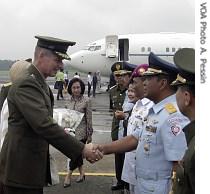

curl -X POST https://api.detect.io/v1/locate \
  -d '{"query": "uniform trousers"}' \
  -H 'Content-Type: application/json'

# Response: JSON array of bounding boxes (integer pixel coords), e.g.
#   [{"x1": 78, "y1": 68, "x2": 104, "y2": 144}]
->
[
  {"x1": 114, "y1": 152, "x2": 128, "y2": 189},
  {"x1": 0, "y1": 182, "x2": 43, "y2": 194}
]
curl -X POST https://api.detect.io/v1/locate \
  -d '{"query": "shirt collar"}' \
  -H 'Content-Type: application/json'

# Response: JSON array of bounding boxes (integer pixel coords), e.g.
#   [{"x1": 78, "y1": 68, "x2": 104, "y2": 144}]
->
[
  {"x1": 152, "y1": 94, "x2": 176, "y2": 114},
  {"x1": 141, "y1": 98, "x2": 152, "y2": 106}
]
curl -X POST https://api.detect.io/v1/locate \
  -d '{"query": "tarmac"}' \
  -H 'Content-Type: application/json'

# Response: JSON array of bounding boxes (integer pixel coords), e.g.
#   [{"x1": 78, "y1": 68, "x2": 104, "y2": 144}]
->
[
  {"x1": 0, "y1": 75, "x2": 127, "y2": 194},
  {"x1": 44, "y1": 84, "x2": 126, "y2": 194}
]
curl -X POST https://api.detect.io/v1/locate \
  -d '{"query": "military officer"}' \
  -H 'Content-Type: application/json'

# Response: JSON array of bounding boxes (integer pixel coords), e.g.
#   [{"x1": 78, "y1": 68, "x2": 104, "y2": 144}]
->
[
  {"x1": 0, "y1": 36, "x2": 102, "y2": 194},
  {"x1": 172, "y1": 48, "x2": 195, "y2": 194},
  {"x1": 121, "y1": 64, "x2": 154, "y2": 194},
  {"x1": 109, "y1": 61, "x2": 133, "y2": 190},
  {"x1": 133, "y1": 53, "x2": 189, "y2": 194},
  {"x1": 98, "y1": 52, "x2": 189, "y2": 194}
]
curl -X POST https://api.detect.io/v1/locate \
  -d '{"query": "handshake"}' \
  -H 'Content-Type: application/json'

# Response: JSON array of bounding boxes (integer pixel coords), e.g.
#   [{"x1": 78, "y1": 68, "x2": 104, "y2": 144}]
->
[{"x1": 82, "y1": 143, "x2": 104, "y2": 163}]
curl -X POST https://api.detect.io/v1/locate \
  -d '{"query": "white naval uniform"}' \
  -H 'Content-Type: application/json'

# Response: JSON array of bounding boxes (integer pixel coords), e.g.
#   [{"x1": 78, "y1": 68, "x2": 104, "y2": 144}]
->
[
  {"x1": 132, "y1": 94, "x2": 189, "y2": 194},
  {"x1": 122, "y1": 98, "x2": 154, "y2": 193}
]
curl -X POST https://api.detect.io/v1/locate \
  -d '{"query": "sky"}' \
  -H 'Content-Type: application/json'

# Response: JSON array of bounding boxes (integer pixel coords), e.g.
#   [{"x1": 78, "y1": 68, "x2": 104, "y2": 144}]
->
[{"x1": 0, "y1": 0, "x2": 194, "y2": 60}]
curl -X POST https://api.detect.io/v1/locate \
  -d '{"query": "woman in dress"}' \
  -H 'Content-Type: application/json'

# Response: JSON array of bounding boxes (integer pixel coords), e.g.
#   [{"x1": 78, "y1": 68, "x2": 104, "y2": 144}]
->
[{"x1": 63, "y1": 78, "x2": 93, "y2": 187}]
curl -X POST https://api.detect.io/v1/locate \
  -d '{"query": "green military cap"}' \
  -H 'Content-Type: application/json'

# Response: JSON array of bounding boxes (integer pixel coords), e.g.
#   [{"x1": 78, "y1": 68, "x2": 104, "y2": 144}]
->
[
  {"x1": 111, "y1": 61, "x2": 134, "y2": 75},
  {"x1": 35, "y1": 35, "x2": 76, "y2": 60},
  {"x1": 171, "y1": 48, "x2": 195, "y2": 86}
]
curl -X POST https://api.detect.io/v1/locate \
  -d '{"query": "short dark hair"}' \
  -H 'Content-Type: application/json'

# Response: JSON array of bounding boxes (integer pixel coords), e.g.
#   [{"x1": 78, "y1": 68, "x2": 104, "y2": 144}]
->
[
  {"x1": 179, "y1": 85, "x2": 195, "y2": 97},
  {"x1": 156, "y1": 74, "x2": 175, "y2": 84},
  {"x1": 67, "y1": 78, "x2": 85, "y2": 95}
]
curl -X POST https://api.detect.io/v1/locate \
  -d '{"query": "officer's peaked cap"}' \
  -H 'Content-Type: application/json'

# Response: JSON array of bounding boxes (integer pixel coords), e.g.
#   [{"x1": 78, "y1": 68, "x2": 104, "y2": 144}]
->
[
  {"x1": 171, "y1": 48, "x2": 195, "y2": 86},
  {"x1": 35, "y1": 35, "x2": 76, "y2": 60},
  {"x1": 111, "y1": 61, "x2": 135, "y2": 75},
  {"x1": 144, "y1": 52, "x2": 179, "y2": 81}
]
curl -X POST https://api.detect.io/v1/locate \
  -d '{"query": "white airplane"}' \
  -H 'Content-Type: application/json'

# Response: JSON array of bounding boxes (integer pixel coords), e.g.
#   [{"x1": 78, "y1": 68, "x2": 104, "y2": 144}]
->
[{"x1": 65, "y1": 33, "x2": 194, "y2": 77}]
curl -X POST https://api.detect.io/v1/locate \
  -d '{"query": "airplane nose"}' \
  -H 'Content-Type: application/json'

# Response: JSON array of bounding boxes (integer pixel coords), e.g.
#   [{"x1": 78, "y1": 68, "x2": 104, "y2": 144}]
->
[{"x1": 69, "y1": 51, "x2": 84, "y2": 69}]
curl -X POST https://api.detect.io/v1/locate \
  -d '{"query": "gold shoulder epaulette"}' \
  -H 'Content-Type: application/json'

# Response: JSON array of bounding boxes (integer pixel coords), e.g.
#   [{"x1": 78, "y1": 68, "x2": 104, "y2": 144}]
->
[
  {"x1": 3, "y1": 82, "x2": 12, "y2": 87},
  {"x1": 165, "y1": 103, "x2": 177, "y2": 114}
]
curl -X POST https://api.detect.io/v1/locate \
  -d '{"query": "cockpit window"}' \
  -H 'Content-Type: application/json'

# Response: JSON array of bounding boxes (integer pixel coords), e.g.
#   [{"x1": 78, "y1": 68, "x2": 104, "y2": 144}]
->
[
  {"x1": 88, "y1": 46, "x2": 95, "y2": 51},
  {"x1": 86, "y1": 45, "x2": 101, "y2": 51},
  {"x1": 95, "y1": 46, "x2": 101, "y2": 50}
]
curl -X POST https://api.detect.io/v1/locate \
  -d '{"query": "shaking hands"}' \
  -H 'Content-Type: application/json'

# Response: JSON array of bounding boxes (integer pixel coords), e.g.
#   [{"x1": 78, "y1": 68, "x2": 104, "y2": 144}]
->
[{"x1": 82, "y1": 143, "x2": 104, "y2": 163}]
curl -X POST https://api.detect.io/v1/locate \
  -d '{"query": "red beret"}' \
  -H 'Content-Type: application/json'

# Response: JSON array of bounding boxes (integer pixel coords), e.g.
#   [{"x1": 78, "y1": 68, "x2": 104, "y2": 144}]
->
[{"x1": 131, "y1": 64, "x2": 149, "y2": 78}]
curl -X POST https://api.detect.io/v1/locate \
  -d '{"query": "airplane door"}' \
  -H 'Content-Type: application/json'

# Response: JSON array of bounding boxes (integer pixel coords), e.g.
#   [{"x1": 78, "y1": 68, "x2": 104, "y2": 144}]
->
[
  {"x1": 105, "y1": 35, "x2": 118, "y2": 58},
  {"x1": 119, "y1": 39, "x2": 129, "y2": 61}
]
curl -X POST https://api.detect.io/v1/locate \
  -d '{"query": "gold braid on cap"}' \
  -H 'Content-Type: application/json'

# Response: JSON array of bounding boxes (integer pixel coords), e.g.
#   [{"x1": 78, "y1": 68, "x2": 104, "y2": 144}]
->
[
  {"x1": 175, "y1": 74, "x2": 187, "y2": 83},
  {"x1": 143, "y1": 67, "x2": 163, "y2": 75}
]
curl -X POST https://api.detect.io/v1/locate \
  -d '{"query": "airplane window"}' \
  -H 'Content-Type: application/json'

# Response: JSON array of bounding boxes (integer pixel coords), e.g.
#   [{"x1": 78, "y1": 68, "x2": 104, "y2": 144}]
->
[
  {"x1": 166, "y1": 47, "x2": 170, "y2": 52},
  {"x1": 95, "y1": 46, "x2": 101, "y2": 51},
  {"x1": 172, "y1": 48, "x2": 176, "y2": 52},
  {"x1": 141, "y1": 47, "x2": 145, "y2": 52},
  {"x1": 148, "y1": 47, "x2": 151, "y2": 52},
  {"x1": 88, "y1": 46, "x2": 95, "y2": 51}
]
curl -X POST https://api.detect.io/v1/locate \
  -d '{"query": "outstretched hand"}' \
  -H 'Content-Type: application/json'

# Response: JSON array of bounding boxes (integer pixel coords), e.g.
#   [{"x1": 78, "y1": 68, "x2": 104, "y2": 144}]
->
[{"x1": 82, "y1": 143, "x2": 103, "y2": 163}]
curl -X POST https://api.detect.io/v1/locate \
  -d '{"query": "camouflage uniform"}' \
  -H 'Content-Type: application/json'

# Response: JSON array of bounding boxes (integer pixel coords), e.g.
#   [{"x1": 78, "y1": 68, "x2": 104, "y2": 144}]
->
[{"x1": 110, "y1": 85, "x2": 126, "y2": 141}]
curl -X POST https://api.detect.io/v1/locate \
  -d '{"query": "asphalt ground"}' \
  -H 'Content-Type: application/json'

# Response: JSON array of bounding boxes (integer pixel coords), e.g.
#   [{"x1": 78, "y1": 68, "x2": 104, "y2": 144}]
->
[
  {"x1": 45, "y1": 87, "x2": 127, "y2": 194},
  {"x1": 0, "y1": 75, "x2": 126, "y2": 193}
]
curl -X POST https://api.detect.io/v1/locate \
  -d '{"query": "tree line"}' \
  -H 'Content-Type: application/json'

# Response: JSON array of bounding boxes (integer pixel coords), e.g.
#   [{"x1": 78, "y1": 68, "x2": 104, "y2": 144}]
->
[{"x1": 0, "y1": 60, "x2": 16, "y2": 70}]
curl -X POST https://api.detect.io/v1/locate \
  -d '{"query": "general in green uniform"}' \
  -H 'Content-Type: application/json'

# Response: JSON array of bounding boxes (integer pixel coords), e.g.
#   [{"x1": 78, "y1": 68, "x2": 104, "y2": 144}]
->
[
  {"x1": 0, "y1": 36, "x2": 101, "y2": 194},
  {"x1": 171, "y1": 48, "x2": 195, "y2": 194}
]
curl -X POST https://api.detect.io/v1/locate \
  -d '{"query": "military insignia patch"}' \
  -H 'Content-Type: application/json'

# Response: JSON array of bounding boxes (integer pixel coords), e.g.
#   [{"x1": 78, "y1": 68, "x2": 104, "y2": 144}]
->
[
  {"x1": 138, "y1": 67, "x2": 146, "y2": 75},
  {"x1": 116, "y1": 64, "x2": 121, "y2": 71},
  {"x1": 171, "y1": 125, "x2": 181, "y2": 136},
  {"x1": 146, "y1": 125, "x2": 157, "y2": 133}
]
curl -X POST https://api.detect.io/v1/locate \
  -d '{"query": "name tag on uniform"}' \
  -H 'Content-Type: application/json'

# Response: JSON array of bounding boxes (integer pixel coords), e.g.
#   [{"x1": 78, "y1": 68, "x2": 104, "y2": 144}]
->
[{"x1": 146, "y1": 125, "x2": 157, "y2": 133}]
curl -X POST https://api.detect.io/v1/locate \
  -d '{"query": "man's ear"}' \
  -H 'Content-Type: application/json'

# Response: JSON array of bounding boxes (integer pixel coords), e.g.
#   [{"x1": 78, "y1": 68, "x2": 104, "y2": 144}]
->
[
  {"x1": 39, "y1": 50, "x2": 45, "y2": 58},
  {"x1": 159, "y1": 78, "x2": 168, "y2": 90},
  {"x1": 184, "y1": 90, "x2": 191, "y2": 106}
]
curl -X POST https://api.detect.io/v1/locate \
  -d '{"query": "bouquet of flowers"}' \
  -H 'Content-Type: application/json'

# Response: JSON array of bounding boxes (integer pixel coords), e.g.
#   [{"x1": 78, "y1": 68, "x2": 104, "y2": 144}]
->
[{"x1": 53, "y1": 108, "x2": 84, "y2": 136}]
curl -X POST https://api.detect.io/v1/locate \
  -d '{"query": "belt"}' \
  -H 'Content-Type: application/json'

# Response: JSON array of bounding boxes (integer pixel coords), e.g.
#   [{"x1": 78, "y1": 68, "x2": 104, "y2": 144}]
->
[{"x1": 136, "y1": 168, "x2": 171, "y2": 181}]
